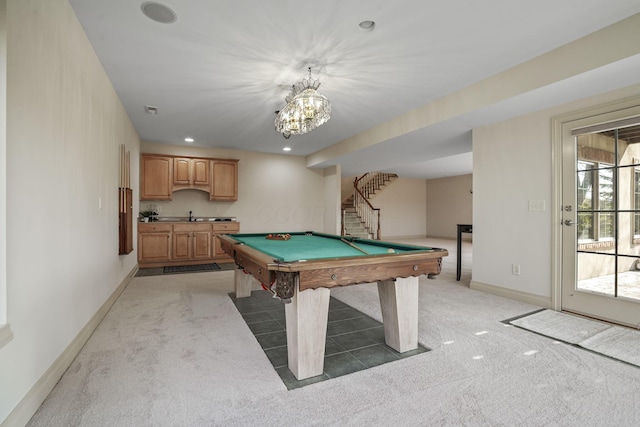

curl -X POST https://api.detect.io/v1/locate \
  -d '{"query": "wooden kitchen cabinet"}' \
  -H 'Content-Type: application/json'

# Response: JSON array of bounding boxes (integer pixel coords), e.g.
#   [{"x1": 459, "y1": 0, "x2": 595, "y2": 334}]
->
[
  {"x1": 172, "y1": 223, "x2": 212, "y2": 261},
  {"x1": 213, "y1": 222, "x2": 240, "y2": 257},
  {"x1": 172, "y1": 230, "x2": 192, "y2": 260},
  {"x1": 138, "y1": 221, "x2": 239, "y2": 268},
  {"x1": 193, "y1": 230, "x2": 212, "y2": 259},
  {"x1": 172, "y1": 158, "x2": 191, "y2": 186},
  {"x1": 141, "y1": 153, "x2": 237, "y2": 201},
  {"x1": 172, "y1": 157, "x2": 210, "y2": 192},
  {"x1": 210, "y1": 160, "x2": 238, "y2": 201},
  {"x1": 138, "y1": 223, "x2": 172, "y2": 263},
  {"x1": 140, "y1": 155, "x2": 172, "y2": 200}
]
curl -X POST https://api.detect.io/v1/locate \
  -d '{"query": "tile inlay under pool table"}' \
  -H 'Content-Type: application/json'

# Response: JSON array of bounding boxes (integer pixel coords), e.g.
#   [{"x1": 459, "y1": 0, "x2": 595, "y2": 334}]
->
[{"x1": 229, "y1": 290, "x2": 429, "y2": 390}]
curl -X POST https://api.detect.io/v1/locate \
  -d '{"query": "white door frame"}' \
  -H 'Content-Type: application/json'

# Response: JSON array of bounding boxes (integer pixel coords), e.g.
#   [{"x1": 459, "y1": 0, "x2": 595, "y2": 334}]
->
[{"x1": 551, "y1": 94, "x2": 640, "y2": 313}]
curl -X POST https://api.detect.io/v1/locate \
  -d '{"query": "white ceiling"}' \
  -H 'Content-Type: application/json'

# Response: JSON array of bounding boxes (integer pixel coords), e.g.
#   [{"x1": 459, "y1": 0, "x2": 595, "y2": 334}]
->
[{"x1": 69, "y1": 0, "x2": 640, "y2": 179}]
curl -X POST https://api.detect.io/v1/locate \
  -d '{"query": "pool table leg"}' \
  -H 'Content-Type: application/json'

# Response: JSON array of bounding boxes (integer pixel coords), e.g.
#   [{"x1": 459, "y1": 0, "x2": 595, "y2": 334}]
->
[
  {"x1": 234, "y1": 268, "x2": 260, "y2": 298},
  {"x1": 377, "y1": 276, "x2": 419, "y2": 353},
  {"x1": 285, "y1": 278, "x2": 330, "y2": 380}
]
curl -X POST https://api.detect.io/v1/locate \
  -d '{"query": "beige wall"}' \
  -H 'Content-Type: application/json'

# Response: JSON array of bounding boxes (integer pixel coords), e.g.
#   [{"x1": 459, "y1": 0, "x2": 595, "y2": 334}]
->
[
  {"x1": 426, "y1": 175, "x2": 473, "y2": 239},
  {"x1": 0, "y1": 0, "x2": 7, "y2": 334},
  {"x1": 1, "y1": 0, "x2": 140, "y2": 423},
  {"x1": 371, "y1": 177, "x2": 427, "y2": 239},
  {"x1": 141, "y1": 142, "x2": 332, "y2": 233},
  {"x1": 341, "y1": 176, "x2": 355, "y2": 203},
  {"x1": 323, "y1": 165, "x2": 342, "y2": 235},
  {"x1": 341, "y1": 175, "x2": 471, "y2": 240},
  {"x1": 473, "y1": 83, "x2": 640, "y2": 301}
]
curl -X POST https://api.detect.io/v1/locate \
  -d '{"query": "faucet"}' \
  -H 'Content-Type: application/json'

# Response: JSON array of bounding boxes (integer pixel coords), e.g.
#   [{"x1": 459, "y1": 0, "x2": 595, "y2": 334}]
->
[{"x1": 189, "y1": 210, "x2": 193, "y2": 222}]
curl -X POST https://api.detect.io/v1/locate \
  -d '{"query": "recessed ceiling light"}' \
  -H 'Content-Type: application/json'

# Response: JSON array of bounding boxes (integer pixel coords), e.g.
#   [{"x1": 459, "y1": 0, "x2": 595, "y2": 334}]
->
[
  {"x1": 283, "y1": 146, "x2": 291, "y2": 152},
  {"x1": 184, "y1": 137, "x2": 194, "y2": 143},
  {"x1": 141, "y1": 2, "x2": 177, "y2": 24},
  {"x1": 144, "y1": 105, "x2": 158, "y2": 114},
  {"x1": 358, "y1": 20, "x2": 375, "y2": 31}
]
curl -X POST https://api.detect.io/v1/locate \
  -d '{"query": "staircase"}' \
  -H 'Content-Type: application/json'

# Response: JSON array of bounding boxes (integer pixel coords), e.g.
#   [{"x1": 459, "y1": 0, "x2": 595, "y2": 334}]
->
[
  {"x1": 342, "y1": 172, "x2": 398, "y2": 240},
  {"x1": 342, "y1": 207, "x2": 371, "y2": 239}
]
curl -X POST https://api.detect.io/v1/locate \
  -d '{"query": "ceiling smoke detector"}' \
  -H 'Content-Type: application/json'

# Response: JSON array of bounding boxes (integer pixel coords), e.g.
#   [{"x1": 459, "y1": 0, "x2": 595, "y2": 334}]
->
[
  {"x1": 141, "y1": 2, "x2": 177, "y2": 24},
  {"x1": 144, "y1": 105, "x2": 159, "y2": 114}
]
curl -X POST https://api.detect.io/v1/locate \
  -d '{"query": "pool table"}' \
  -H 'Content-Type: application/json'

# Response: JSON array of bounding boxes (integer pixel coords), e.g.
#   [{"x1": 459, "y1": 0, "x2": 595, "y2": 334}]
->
[{"x1": 219, "y1": 231, "x2": 448, "y2": 380}]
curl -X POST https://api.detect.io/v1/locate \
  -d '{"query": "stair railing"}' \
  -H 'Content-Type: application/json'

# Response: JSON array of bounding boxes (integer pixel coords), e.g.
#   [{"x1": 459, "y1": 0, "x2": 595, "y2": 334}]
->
[{"x1": 353, "y1": 174, "x2": 382, "y2": 240}]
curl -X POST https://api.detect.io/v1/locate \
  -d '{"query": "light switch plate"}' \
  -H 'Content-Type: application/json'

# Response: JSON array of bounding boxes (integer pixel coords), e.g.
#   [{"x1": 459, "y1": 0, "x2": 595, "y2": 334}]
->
[{"x1": 528, "y1": 200, "x2": 545, "y2": 212}]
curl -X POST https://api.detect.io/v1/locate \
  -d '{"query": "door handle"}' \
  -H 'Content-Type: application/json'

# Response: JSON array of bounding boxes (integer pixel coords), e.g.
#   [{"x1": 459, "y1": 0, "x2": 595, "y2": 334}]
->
[{"x1": 564, "y1": 220, "x2": 575, "y2": 226}]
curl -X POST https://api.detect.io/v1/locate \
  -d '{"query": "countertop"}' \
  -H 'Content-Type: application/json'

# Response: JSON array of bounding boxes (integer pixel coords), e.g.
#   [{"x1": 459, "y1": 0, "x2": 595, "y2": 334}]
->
[{"x1": 141, "y1": 217, "x2": 237, "y2": 223}]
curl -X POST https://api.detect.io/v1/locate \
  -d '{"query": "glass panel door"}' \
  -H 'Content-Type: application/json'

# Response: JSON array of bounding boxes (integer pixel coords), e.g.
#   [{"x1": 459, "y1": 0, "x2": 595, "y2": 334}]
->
[{"x1": 562, "y1": 120, "x2": 640, "y2": 327}]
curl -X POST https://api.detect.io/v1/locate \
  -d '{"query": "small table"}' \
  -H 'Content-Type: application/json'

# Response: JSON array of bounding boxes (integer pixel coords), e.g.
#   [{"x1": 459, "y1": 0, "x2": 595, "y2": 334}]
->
[
  {"x1": 219, "y1": 231, "x2": 448, "y2": 380},
  {"x1": 456, "y1": 224, "x2": 472, "y2": 281}
]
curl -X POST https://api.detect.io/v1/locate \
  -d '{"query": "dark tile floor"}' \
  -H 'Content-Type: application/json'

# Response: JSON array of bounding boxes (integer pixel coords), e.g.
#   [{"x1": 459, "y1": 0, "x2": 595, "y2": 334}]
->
[{"x1": 229, "y1": 290, "x2": 429, "y2": 389}]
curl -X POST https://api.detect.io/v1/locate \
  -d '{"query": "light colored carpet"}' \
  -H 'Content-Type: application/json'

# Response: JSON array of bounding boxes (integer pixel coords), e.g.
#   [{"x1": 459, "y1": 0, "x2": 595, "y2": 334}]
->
[
  {"x1": 510, "y1": 309, "x2": 640, "y2": 368},
  {"x1": 26, "y1": 238, "x2": 640, "y2": 426}
]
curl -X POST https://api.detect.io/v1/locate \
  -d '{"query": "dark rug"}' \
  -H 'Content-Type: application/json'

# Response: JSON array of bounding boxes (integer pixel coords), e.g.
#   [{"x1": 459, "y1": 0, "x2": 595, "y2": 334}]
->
[
  {"x1": 136, "y1": 263, "x2": 237, "y2": 277},
  {"x1": 163, "y1": 263, "x2": 221, "y2": 274},
  {"x1": 230, "y1": 290, "x2": 429, "y2": 390}
]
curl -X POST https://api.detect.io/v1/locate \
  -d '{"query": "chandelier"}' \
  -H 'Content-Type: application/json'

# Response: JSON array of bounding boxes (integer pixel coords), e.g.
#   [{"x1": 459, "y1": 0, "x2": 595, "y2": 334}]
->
[{"x1": 275, "y1": 68, "x2": 331, "y2": 138}]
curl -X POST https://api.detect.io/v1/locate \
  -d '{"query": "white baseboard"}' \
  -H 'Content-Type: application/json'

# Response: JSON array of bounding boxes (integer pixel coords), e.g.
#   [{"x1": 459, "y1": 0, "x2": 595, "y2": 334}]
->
[
  {"x1": 1, "y1": 266, "x2": 138, "y2": 427},
  {"x1": 425, "y1": 234, "x2": 472, "y2": 241},
  {"x1": 470, "y1": 280, "x2": 551, "y2": 308},
  {"x1": 382, "y1": 234, "x2": 428, "y2": 240}
]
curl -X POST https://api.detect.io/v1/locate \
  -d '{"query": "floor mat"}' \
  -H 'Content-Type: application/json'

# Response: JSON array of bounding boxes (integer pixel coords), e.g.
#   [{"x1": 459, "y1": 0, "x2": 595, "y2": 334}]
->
[
  {"x1": 230, "y1": 290, "x2": 429, "y2": 390},
  {"x1": 163, "y1": 263, "x2": 221, "y2": 273},
  {"x1": 136, "y1": 263, "x2": 237, "y2": 276},
  {"x1": 508, "y1": 309, "x2": 640, "y2": 368}
]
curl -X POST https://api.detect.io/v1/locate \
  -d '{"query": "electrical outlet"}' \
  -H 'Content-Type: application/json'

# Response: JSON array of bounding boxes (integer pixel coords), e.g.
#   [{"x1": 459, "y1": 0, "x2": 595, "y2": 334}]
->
[{"x1": 512, "y1": 264, "x2": 521, "y2": 276}]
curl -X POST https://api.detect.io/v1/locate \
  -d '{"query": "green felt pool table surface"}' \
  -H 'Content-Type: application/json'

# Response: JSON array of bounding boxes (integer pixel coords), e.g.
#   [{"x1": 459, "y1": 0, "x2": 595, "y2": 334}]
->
[{"x1": 230, "y1": 232, "x2": 438, "y2": 262}]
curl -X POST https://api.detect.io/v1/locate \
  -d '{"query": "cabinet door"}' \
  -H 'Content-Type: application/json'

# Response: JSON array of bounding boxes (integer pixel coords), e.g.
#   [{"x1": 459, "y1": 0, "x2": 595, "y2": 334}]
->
[
  {"x1": 193, "y1": 231, "x2": 212, "y2": 259},
  {"x1": 141, "y1": 156, "x2": 172, "y2": 200},
  {"x1": 138, "y1": 232, "x2": 171, "y2": 262},
  {"x1": 173, "y1": 158, "x2": 191, "y2": 185},
  {"x1": 213, "y1": 234, "x2": 225, "y2": 256},
  {"x1": 212, "y1": 222, "x2": 240, "y2": 257},
  {"x1": 172, "y1": 232, "x2": 192, "y2": 260},
  {"x1": 211, "y1": 160, "x2": 238, "y2": 201},
  {"x1": 192, "y1": 159, "x2": 210, "y2": 186}
]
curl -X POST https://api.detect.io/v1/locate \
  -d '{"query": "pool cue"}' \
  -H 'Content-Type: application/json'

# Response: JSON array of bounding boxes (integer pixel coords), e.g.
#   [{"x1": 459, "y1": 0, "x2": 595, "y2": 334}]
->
[{"x1": 341, "y1": 238, "x2": 369, "y2": 255}]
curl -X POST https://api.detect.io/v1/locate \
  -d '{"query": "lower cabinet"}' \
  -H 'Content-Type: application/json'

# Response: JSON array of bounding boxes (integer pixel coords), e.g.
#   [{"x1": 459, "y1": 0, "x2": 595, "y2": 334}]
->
[
  {"x1": 138, "y1": 224, "x2": 172, "y2": 263},
  {"x1": 172, "y1": 224, "x2": 212, "y2": 260},
  {"x1": 213, "y1": 222, "x2": 240, "y2": 256},
  {"x1": 138, "y1": 221, "x2": 239, "y2": 268}
]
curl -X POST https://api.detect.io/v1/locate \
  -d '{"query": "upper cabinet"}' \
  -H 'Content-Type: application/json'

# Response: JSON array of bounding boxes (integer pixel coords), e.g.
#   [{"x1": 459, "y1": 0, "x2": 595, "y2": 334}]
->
[
  {"x1": 141, "y1": 154, "x2": 238, "y2": 201},
  {"x1": 211, "y1": 160, "x2": 238, "y2": 201},
  {"x1": 172, "y1": 157, "x2": 210, "y2": 192},
  {"x1": 140, "y1": 155, "x2": 172, "y2": 200}
]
